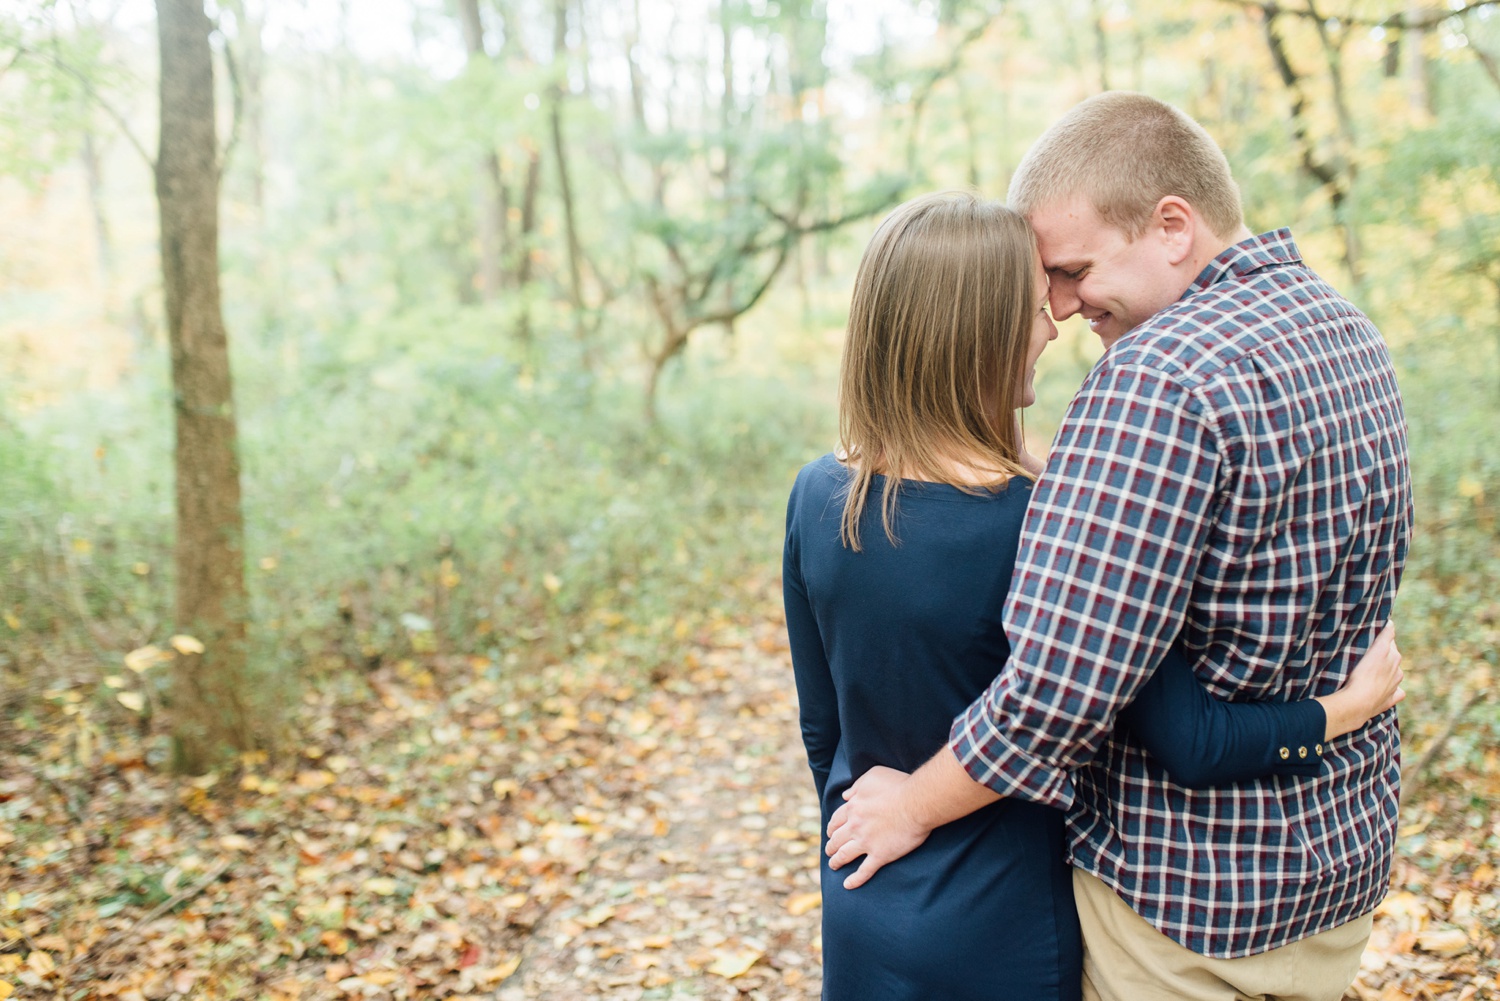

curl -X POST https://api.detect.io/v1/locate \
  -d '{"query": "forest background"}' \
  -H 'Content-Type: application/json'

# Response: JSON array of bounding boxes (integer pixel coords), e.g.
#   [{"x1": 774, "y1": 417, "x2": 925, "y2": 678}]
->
[{"x1": 2, "y1": 0, "x2": 1499, "y2": 998}]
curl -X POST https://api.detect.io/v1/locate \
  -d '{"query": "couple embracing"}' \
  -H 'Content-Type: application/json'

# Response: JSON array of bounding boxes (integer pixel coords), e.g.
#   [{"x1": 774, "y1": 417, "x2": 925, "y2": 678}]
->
[{"x1": 782, "y1": 92, "x2": 1412, "y2": 1001}]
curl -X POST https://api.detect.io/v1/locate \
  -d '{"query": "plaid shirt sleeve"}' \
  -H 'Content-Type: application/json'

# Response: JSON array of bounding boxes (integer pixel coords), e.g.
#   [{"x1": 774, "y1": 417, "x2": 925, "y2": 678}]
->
[{"x1": 949, "y1": 361, "x2": 1224, "y2": 806}]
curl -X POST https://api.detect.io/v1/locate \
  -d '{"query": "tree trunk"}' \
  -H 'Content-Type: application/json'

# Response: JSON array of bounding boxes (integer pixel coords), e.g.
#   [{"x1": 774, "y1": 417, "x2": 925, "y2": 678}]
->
[
  {"x1": 718, "y1": 0, "x2": 736, "y2": 337},
  {"x1": 1089, "y1": 0, "x2": 1110, "y2": 92},
  {"x1": 156, "y1": 0, "x2": 255, "y2": 774},
  {"x1": 456, "y1": 0, "x2": 506, "y2": 301},
  {"x1": 1405, "y1": 2, "x2": 1434, "y2": 116},
  {"x1": 237, "y1": 4, "x2": 266, "y2": 216},
  {"x1": 513, "y1": 147, "x2": 542, "y2": 342},
  {"x1": 550, "y1": 0, "x2": 588, "y2": 359},
  {"x1": 81, "y1": 128, "x2": 114, "y2": 282}
]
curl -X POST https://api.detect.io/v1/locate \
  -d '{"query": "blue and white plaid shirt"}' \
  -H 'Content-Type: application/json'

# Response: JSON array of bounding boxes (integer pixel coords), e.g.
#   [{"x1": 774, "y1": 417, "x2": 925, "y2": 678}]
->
[{"x1": 950, "y1": 229, "x2": 1413, "y2": 958}]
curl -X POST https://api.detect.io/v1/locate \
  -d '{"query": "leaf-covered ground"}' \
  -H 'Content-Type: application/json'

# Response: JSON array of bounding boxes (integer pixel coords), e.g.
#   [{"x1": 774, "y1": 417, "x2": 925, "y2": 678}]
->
[{"x1": 2, "y1": 579, "x2": 1496, "y2": 999}]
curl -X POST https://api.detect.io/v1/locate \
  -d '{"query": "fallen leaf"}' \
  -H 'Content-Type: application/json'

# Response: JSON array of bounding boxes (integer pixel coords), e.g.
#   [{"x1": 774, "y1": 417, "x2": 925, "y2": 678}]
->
[
  {"x1": 123, "y1": 645, "x2": 166, "y2": 673},
  {"x1": 25, "y1": 951, "x2": 54, "y2": 976},
  {"x1": 320, "y1": 931, "x2": 350, "y2": 956},
  {"x1": 363, "y1": 877, "x2": 399, "y2": 896},
  {"x1": 579, "y1": 904, "x2": 614, "y2": 928},
  {"x1": 786, "y1": 891, "x2": 821, "y2": 916},
  {"x1": 169, "y1": 634, "x2": 205, "y2": 655},
  {"x1": 0, "y1": 981, "x2": 13, "y2": 1000},
  {"x1": 116, "y1": 691, "x2": 145, "y2": 713},
  {"x1": 1416, "y1": 925, "x2": 1469, "y2": 957},
  {"x1": 706, "y1": 948, "x2": 761, "y2": 979},
  {"x1": 479, "y1": 956, "x2": 521, "y2": 983}
]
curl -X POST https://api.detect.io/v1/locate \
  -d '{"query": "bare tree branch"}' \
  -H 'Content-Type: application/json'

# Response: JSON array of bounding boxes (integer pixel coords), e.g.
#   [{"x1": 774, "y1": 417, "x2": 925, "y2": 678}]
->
[
  {"x1": 904, "y1": 16, "x2": 993, "y2": 176},
  {"x1": 216, "y1": 21, "x2": 243, "y2": 180},
  {"x1": 1218, "y1": 0, "x2": 1500, "y2": 30},
  {"x1": 14, "y1": 45, "x2": 154, "y2": 169},
  {"x1": 1466, "y1": 30, "x2": 1500, "y2": 91}
]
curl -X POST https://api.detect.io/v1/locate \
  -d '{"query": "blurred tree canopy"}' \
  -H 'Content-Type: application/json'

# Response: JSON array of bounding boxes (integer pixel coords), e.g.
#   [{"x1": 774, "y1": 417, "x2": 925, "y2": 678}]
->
[{"x1": 0, "y1": 0, "x2": 1498, "y2": 769}]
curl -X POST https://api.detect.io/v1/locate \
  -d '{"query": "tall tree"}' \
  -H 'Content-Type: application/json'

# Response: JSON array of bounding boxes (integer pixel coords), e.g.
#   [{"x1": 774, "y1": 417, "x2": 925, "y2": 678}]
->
[
  {"x1": 156, "y1": 0, "x2": 256, "y2": 773},
  {"x1": 456, "y1": 0, "x2": 506, "y2": 301}
]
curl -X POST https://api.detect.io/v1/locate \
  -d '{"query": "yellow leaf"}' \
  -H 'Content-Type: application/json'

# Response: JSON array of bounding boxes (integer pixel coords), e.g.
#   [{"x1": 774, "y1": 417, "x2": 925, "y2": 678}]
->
[
  {"x1": 103, "y1": 675, "x2": 125, "y2": 689},
  {"x1": 480, "y1": 956, "x2": 521, "y2": 983},
  {"x1": 320, "y1": 930, "x2": 350, "y2": 955},
  {"x1": 362, "y1": 970, "x2": 400, "y2": 986},
  {"x1": 1457, "y1": 475, "x2": 1484, "y2": 501},
  {"x1": 124, "y1": 645, "x2": 166, "y2": 673},
  {"x1": 1417, "y1": 925, "x2": 1469, "y2": 957},
  {"x1": 170, "y1": 634, "x2": 205, "y2": 655},
  {"x1": 71, "y1": 538, "x2": 92, "y2": 556},
  {"x1": 296, "y1": 770, "x2": 334, "y2": 789},
  {"x1": 642, "y1": 934, "x2": 671, "y2": 949},
  {"x1": 116, "y1": 691, "x2": 146, "y2": 713},
  {"x1": 259, "y1": 556, "x2": 278, "y2": 571},
  {"x1": 131, "y1": 561, "x2": 151, "y2": 576},
  {"x1": 0, "y1": 979, "x2": 14, "y2": 999},
  {"x1": 542, "y1": 573, "x2": 562, "y2": 594},
  {"x1": 786, "y1": 891, "x2": 822, "y2": 916},
  {"x1": 1471, "y1": 863, "x2": 1495, "y2": 885},
  {"x1": 363, "y1": 877, "x2": 399, "y2": 896},
  {"x1": 2, "y1": 612, "x2": 18, "y2": 631},
  {"x1": 25, "y1": 951, "x2": 54, "y2": 976},
  {"x1": 706, "y1": 948, "x2": 761, "y2": 979},
  {"x1": 579, "y1": 904, "x2": 614, "y2": 928}
]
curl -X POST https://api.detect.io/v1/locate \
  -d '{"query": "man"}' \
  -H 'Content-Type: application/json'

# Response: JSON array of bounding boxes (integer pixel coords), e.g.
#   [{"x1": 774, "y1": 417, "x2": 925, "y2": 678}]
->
[{"x1": 821, "y1": 92, "x2": 1412, "y2": 1001}]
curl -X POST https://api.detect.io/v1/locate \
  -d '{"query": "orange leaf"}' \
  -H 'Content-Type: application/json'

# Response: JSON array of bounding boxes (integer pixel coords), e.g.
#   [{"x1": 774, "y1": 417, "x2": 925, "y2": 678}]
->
[{"x1": 786, "y1": 891, "x2": 822, "y2": 917}]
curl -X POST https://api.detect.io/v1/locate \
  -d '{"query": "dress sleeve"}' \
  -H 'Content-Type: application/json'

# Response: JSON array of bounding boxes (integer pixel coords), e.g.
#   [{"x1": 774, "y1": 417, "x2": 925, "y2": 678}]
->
[
  {"x1": 1117, "y1": 646, "x2": 1326, "y2": 789},
  {"x1": 783, "y1": 486, "x2": 841, "y2": 805}
]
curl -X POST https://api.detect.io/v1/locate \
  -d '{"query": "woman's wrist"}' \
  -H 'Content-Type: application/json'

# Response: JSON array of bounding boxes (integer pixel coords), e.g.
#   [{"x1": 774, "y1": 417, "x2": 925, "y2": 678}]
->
[{"x1": 1313, "y1": 692, "x2": 1358, "y2": 742}]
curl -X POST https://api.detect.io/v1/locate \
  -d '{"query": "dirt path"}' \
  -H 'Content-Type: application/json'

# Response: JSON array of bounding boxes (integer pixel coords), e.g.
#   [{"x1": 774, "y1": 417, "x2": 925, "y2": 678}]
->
[{"x1": 505, "y1": 616, "x2": 825, "y2": 1000}]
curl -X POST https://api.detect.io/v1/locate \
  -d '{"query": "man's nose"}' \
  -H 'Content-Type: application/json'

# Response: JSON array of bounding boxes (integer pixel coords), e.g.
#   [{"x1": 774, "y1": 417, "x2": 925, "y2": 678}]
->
[{"x1": 1049, "y1": 281, "x2": 1081, "y2": 321}]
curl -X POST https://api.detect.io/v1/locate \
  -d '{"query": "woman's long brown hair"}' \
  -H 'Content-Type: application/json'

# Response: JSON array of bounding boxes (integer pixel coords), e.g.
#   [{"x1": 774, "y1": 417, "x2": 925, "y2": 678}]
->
[{"x1": 838, "y1": 191, "x2": 1037, "y2": 551}]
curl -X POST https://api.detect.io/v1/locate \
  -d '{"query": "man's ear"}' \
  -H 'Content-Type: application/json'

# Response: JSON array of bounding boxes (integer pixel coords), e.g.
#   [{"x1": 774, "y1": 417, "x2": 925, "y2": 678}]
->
[{"x1": 1155, "y1": 195, "x2": 1195, "y2": 266}]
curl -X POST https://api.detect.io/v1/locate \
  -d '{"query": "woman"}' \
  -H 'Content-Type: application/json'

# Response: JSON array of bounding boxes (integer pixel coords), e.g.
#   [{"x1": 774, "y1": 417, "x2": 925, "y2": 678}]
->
[{"x1": 781, "y1": 192, "x2": 1402, "y2": 1001}]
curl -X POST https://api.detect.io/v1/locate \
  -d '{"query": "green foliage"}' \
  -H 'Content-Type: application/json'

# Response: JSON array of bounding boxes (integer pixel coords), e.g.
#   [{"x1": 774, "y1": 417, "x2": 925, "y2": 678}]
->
[{"x1": 1, "y1": 303, "x2": 830, "y2": 699}]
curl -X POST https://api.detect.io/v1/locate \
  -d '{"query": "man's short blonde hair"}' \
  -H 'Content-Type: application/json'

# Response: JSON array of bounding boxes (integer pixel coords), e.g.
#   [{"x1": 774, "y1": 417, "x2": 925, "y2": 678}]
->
[{"x1": 1008, "y1": 92, "x2": 1243, "y2": 240}]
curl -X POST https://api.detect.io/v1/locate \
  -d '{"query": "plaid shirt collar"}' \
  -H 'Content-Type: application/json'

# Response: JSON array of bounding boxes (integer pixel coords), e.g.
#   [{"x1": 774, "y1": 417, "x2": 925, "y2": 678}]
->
[{"x1": 1187, "y1": 227, "x2": 1301, "y2": 297}]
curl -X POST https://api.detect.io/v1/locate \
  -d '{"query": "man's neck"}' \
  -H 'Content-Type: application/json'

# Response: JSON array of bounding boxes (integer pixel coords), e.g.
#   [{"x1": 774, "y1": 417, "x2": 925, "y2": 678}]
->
[{"x1": 1191, "y1": 224, "x2": 1254, "y2": 277}]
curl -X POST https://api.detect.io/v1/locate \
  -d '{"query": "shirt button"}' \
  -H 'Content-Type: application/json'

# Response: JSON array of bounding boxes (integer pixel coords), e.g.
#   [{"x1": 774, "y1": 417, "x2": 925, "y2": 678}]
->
[
  {"x1": 1298, "y1": 746, "x2": 1308, "y2": 759},
  {"x1": 1279, "y1": 747, "x2": 1290, "y2": 760}
]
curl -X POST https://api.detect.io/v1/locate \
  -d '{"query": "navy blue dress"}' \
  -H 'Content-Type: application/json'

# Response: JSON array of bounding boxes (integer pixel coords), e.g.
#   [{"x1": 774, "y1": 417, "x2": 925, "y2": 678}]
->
[{"x1": 782, "y1": 454, "x2": 1326, "y2": 1001}]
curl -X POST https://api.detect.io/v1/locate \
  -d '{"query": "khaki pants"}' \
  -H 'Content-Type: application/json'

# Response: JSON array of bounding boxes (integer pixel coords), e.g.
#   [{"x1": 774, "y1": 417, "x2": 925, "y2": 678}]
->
[{"x1": 1074, "y1": 869, "x2": 1373, "y2": 1001}]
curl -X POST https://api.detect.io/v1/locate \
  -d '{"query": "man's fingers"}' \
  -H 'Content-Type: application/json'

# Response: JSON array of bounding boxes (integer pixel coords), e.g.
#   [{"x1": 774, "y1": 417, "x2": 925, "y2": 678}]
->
[
  {"x1": 827, "y1": 804, "x2": 849, "y2": 839},
  {"x1": 828, "y1": 839, "x2": 864, "y2": 870},
  {"x1": 842, "y1": 856, "x2": 882, "y2": 890}
]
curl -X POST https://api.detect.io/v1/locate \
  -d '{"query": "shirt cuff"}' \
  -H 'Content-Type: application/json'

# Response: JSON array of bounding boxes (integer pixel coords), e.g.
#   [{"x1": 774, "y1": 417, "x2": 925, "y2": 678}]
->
[
  {"x1": 949, "y1": 697, "x2": 1077, "y2": 809},
  {"x1": 1271, "y1": 699, "x2": 1328, "y2": 777}
]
